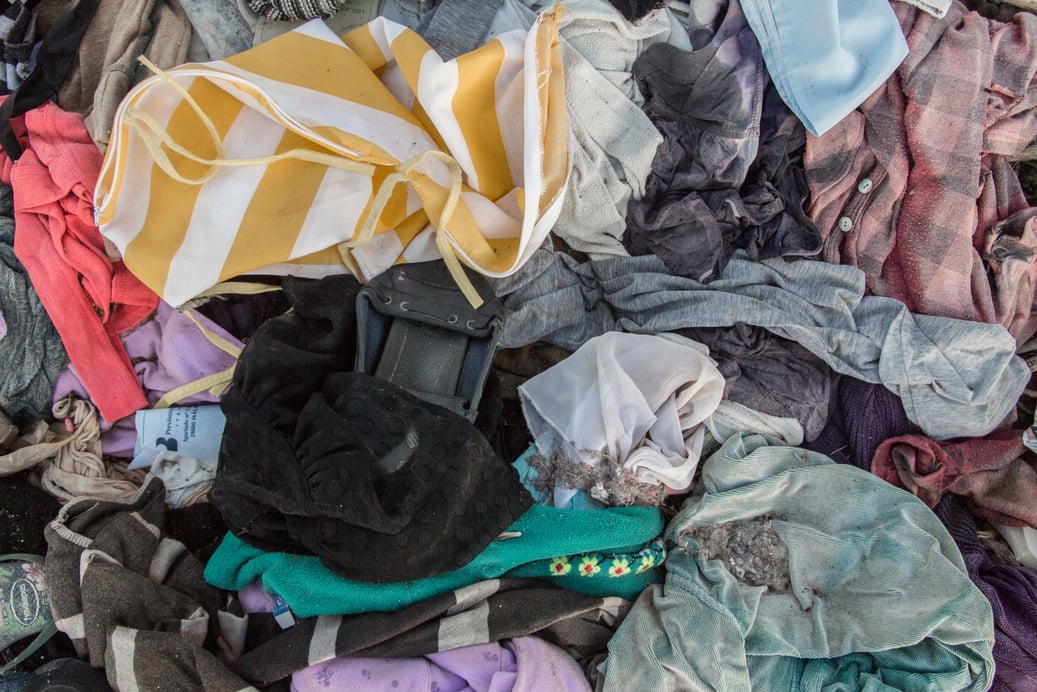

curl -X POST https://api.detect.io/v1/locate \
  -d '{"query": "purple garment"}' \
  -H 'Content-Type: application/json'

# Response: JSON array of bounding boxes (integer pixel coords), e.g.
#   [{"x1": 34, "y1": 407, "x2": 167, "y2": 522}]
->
[
  {"x1": 238, "y1": 581, "x2": 275, "y2": 613},
  {"x1": 937, "y1": 496, "x2": 1037, "y2": 691},
  {"x1": 808, "y1": 377, "x2": 913, "y2": 470},
  {"x1": 292, "y1": 637, "x2": 592, "y2": 692},
  {"x1": 623, "y1": 0, "x2": 822, "y2": 282},
  {"x1": 53, "y1": 300, "x2": 242, "y2": 456}
]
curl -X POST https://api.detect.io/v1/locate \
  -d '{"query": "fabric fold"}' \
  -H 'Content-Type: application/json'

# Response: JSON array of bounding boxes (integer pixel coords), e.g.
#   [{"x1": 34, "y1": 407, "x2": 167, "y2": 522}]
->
[
  {"x1": 45, "y1": 477, "x2": 250, "y2": 691},
  {"x1": 740, "y1": 0, "x2": 909, "y2": 137},
  {"x1": 498, "y1": 250, "x2": 1027, "y2": 441},
  {"x1": 0, "y1": 99, "x2": 157, "y2": 423},
  {"x1": 210, "y1": 274, "x2": 534, "y2": 583},
  {"x1": 598, "y1": 434, "x2": 995, "y2": 691},
  {"x1": 519, "y1": 332, "x2": 724, "y2": 501},
  {"x1": 805, "y1": 2, "x2": 1037, "y2": 345},
  {"x1": 872, "y1": 429, "x2": 1037, "y2": 528},
  {"x1": 96, "y1": 12, "x2": 569, "y2": 306}
]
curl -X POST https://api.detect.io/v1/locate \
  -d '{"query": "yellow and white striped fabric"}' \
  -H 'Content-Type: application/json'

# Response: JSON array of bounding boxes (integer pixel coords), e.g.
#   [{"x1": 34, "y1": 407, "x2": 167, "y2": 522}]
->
[{"x1": 94, "y1": 9, "x2": 569, "y2": 307}]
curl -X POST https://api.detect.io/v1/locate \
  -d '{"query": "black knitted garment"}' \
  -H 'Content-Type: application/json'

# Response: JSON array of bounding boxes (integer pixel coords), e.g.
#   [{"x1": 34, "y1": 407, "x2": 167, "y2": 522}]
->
[{"x1": 209, "y1": 275, "x2": 533, "y2": 583}]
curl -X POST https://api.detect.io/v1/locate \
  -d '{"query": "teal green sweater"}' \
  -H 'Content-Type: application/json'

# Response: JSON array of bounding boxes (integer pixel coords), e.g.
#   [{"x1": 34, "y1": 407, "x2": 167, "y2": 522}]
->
[{"x1": 205, "y1": 501, "x2": 664, "y2": 617}]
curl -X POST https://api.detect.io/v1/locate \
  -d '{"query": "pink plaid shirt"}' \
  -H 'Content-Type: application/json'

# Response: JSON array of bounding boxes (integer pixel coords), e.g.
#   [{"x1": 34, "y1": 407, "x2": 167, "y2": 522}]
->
[{"x1": 805, "y1": 1, "x2": 1037, "y2": 345}]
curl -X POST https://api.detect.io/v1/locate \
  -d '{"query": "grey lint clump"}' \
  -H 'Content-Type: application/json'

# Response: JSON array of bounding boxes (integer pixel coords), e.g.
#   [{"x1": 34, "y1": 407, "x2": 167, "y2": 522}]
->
[
  {"x1": 527, "y1": 447, "x2": 668, "y2": 507},
  {"x1": 682, "y1": 516, "x2": 790, "y2": 593}
]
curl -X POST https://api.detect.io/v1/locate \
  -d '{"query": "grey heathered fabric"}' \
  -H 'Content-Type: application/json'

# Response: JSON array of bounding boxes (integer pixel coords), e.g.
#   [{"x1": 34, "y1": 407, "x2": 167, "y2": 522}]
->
[
  {"x1": 0, "y1": 182, "x2": 69, "y2": 424},
  {"x1": 497, "y1": 250, "x2": 1027, "y2": 441}
]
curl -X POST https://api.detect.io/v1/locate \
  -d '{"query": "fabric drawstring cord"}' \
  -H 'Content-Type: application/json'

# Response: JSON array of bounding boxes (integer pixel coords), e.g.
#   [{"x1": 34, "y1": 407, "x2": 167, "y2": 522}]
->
[
  {"x1": 126, "y1": 57, "x2": 484, "y2": 308},
  {"x1": 153, "y1": 310, "x2": 243, "y2": 409}
]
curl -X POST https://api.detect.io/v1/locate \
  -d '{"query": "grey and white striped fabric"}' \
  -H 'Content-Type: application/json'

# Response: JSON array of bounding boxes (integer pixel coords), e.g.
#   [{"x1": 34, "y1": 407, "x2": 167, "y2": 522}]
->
[
  {"x1": 246, "y1": 0, "x2": 345, "y2": 20},
  {"x1": 231, "y1": 578, "x2": 630, "y2": 686},
  {"x1": 45, "y1": 478, "x2": 254, "y2": 691}
]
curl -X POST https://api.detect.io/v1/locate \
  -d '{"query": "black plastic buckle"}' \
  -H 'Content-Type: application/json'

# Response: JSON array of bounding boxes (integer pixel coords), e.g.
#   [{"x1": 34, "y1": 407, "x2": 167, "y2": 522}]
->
[{"x1": 355, "y1": 260, "x2": 503, "y2": 422}]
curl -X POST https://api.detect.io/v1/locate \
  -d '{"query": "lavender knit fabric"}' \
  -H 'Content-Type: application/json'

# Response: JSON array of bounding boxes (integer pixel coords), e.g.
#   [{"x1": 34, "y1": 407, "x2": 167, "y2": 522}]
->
[{"x1": 937, "y1": 496, "x2": 1037, "y2": 691}]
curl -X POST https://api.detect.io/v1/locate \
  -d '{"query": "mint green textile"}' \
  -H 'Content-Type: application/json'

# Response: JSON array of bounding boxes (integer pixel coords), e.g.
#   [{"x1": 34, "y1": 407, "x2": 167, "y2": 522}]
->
[
  {"x1": 205, "y1": 502, "x2": 663, "y2": 617},
  {"x1": 598, "y1": 434, "x2": 995, "y2": 692}
]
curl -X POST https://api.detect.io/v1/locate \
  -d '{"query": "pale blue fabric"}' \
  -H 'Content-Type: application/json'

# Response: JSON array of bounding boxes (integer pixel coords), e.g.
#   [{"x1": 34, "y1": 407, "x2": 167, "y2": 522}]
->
[
  {"x1": 597, "y1": 434, "x2": 995, "y2": 692},
  {"x1": 740, "y1": 0, "x2": 909, "y2": 136}
]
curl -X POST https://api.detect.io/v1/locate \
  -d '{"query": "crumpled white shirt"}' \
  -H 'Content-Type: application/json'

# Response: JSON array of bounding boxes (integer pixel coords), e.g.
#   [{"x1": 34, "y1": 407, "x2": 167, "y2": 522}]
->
[{"x1": 519, "y1": 332, "x2": 724, "y2": 505}]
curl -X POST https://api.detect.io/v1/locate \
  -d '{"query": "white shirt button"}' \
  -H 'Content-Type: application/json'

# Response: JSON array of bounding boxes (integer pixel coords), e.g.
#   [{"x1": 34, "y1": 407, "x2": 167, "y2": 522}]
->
[
  {"x1": 857, "y1": 178, "x2": 873, "y2": 194},
  {"x1": 838, "y1": 216, "x2": 854, "y2": 232}
]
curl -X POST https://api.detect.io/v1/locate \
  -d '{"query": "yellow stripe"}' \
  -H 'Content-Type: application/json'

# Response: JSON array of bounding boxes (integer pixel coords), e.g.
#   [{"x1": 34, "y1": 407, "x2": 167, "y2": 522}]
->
[
  {"x1": 189, "y1": 70, "x2": 396, "y2": 165},
  {"x1": 288, "y1": 246, "x2": 344, "y2": 266},
  {"x1": 385, "y1": 32, "x2": 454, "y2": 152},
  {"x1": 341, "y1": 23, "x2": 389, "y2": 71},
  {"x1": 410, "y1": 100, "x2": 448, "y2": 153},
  {"x1": 309, "y1": 126, "x2": 396, "y2": 164},
  {"x1": 328, "y1": 208, "x2": 429, "y2": 276},
  {"x1": 224, "y1": 30, "x2": 421, "y2": 128},
  {"x1": 154, "y1": 69, "x2": 395, "y2": 166},
  {"x1": 452, "y1": 39, "x2": 513, "y2": 202},
  {"x1": 196, "y1": 281, "x2": 283, "y2": 297},
  {"x1": 388, "y1": 30, "x2": 432, "y2": 108},
  {"x1": 340, "y1": 27, "x2": 449, "y2": 154},
  {"x1": 123, "y1": 79, "x2": 244, "y2": 296},
  {"x1": 344, "y1": 163, "x2": 414, "y2": 246},
  {"x1": 410, "y1": 173, "x2": 513, "y2": 272},
  {"x1": 97, "y1": 91, "x2": 147, "y2": 225},
  {"x1": 393, "y1": 210, "x2": 431, "y2": 248},
  {"x1": 486, "y1": 236, "x2": 518, "y2": 259},
  {"x1": 216, "y1": 129, "x2": 337, "y2": 283},
  {"x1": 206, "y1": 72, "x2": 396, "y2": 165},
  {"x1": 535, "y1": 11, "x2": 569, "y2": 215}
]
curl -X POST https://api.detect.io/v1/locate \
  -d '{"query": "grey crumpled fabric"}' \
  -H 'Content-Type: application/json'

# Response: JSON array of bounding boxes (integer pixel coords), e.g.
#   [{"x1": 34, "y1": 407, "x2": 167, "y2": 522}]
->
[
  {"x1": 498, "y1": 249, "x2": 1027, "y2": 441},
  {"x1": 0, "y1": 2, "x2": 40, "y2": 95},
  {"x1": 623, "y1": 0, "x2": 822, "y2": 282},
  {"x1": 416, "y1": 0, "x2": 500, "y2": 61},
  {"x1": 597, "y1": 434, "x2": 995, "y2": 692},
  {"x1": 178, "y1": 0, "x2": 252, "y2": 60},
  {"x1": 0, "y1": 182, "x2": 68, "y2": 424},
  {"x1": 679, "y1": 324, "x2": 831, "y2": 441}
]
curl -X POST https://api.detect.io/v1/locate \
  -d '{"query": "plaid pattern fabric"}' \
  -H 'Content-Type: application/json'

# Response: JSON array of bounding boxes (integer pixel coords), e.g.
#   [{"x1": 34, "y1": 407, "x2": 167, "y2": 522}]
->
[
  {"x1": 804, "y1": 1, "x2": 1037, "y2": 344},
  {"x1": 231, "y1": 578, "x2": 629, "y2": 686}
]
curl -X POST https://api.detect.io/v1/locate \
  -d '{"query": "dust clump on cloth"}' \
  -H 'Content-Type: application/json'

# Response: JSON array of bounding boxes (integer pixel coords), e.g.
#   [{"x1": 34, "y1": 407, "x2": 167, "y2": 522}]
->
[
  {"x1": 526, "y1": 447, "x2": 667, "y2": 507},
  {"x1": 681, "y1": 516, "x2": 790, "y2": 593}
]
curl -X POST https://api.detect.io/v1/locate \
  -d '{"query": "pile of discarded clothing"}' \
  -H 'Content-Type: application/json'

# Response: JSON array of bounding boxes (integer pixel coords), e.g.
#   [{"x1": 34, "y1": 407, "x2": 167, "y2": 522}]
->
[{"x1": 1, "y1": 0, "x2": 1036, "y2": 689}]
